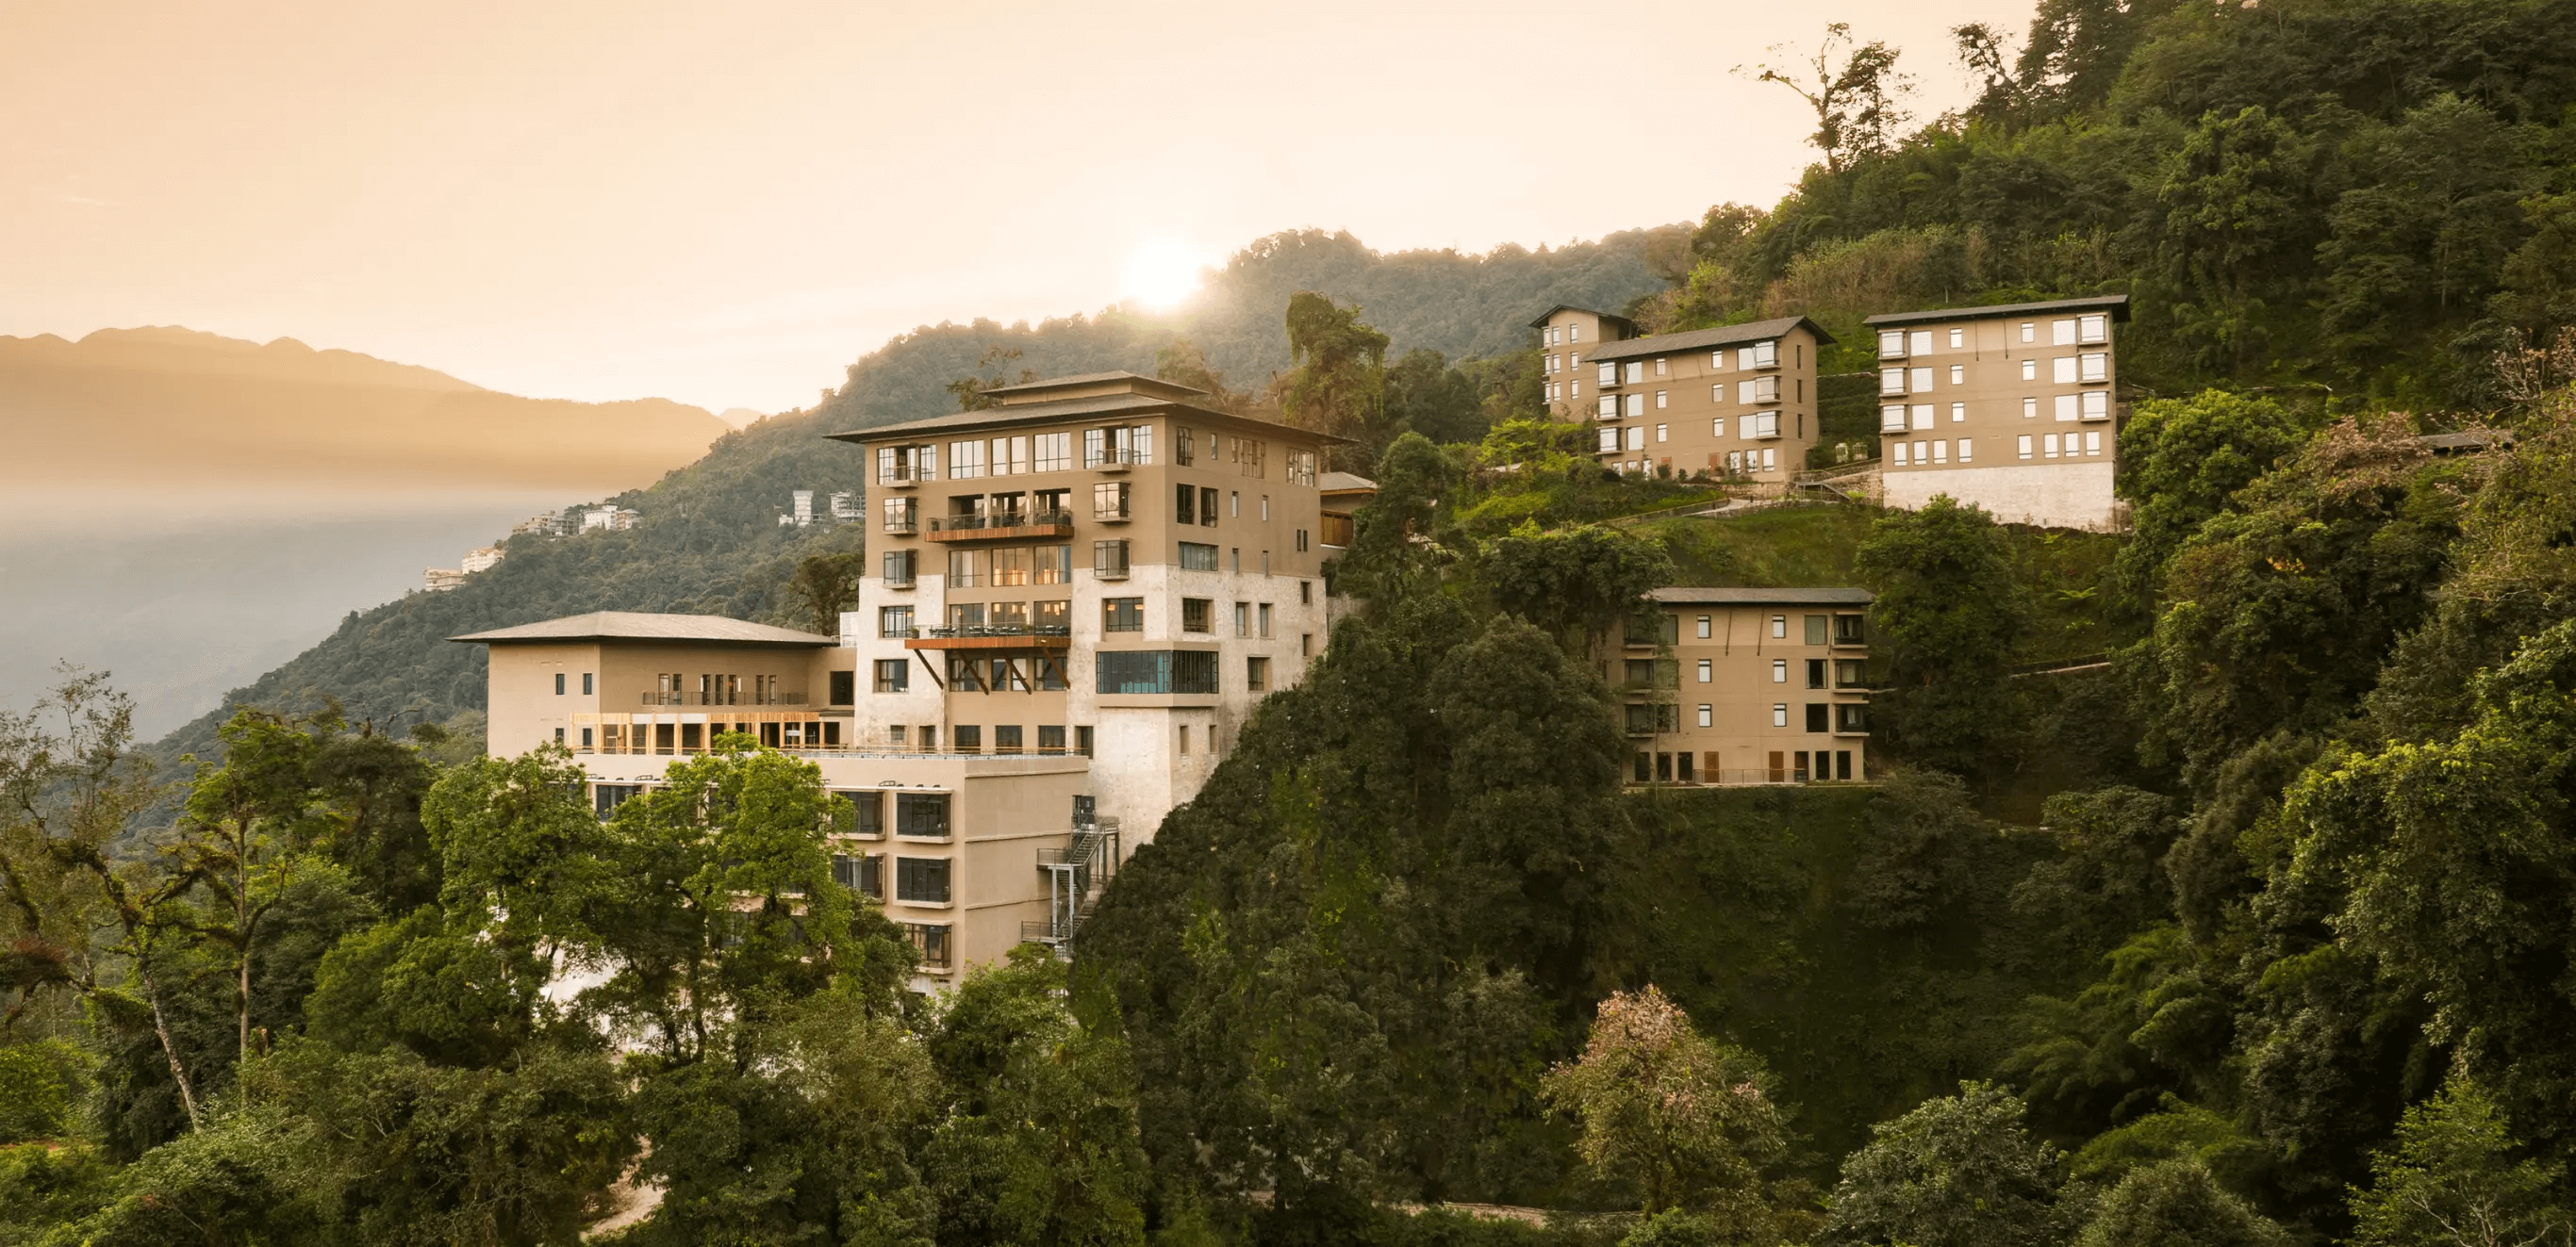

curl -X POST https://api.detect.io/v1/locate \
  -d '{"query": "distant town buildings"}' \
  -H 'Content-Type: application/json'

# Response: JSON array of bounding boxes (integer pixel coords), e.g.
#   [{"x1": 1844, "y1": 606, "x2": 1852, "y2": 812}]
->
[
  {"x1": 424, "y1": 546, "x2": 506, "y2": 592},
  {"x1": 461, "y1": 547, "x2": 504, "y2": 573},
  {"x1": 582, "y1": 506, "x2": 641, "y2": 533}
]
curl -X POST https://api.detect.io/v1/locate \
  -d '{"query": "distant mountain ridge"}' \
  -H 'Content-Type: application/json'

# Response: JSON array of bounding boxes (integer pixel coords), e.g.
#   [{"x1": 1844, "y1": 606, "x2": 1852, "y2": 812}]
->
[{"x1": 0, "y1": 326, "x2": 728, "y2": 498}]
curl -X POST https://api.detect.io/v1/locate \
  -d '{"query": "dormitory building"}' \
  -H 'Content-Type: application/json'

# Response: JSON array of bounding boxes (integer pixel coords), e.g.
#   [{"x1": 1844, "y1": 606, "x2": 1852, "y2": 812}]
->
[{"x1": 1531, "y1": 293, "x2": 2129, "y2": 531}]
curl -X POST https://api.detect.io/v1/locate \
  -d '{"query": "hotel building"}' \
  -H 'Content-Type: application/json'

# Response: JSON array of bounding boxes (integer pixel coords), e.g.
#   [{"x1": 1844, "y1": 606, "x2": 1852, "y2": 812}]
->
[
  {"x1": 1866, "y1": 294, "x2": 2130, "y2": 530},
  {"x1": 459, "y1": 371, "x2": 1348, "y2": 991}
]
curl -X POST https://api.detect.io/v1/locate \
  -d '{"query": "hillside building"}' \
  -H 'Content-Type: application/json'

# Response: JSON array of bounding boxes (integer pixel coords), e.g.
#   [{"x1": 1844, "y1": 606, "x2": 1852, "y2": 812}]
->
[
  {"x1": 461, "y1": 546, "x2": 504, "y2": 573},
  {"x1": 1610, "y1": 587, "x2": 1872, "y2": 786},
  {"x1": 1528, "y1": 305, "x2": 1831, "y2": 486},
  {"x1": 458, "y1": 371, "x2": 1351, "y2": 992},
  {"x1": 1866, "y1": 295, "x2": 2129, "y2": 531}
]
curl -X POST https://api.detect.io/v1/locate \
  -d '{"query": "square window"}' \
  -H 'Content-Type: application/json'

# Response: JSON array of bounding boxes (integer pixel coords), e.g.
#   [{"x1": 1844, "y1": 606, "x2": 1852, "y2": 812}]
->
[
  {"x1": 874, "y1": 659, "x2": 909, "y2": 693},
  {"x1": 1103, "y1": 597, "x2": 1144, "y2": 632},
  {"x1": 2055, "y1": 394, "x2": 2080, "y2": 421},
  {"x1": 2053, "y1": 319, "x2": 2078, "y2": 345},
  {"x1": 2053, "y1": 356, "x2": 2078, "y2": 385},
  {"x1": 895, "y1": 856, "x2": 951, "y2": 903},
  {"x1": 1038, "y1": 725, "x2": 1066, "y2": 754},
  {"x1": 1907, "y1": 330, "x2": 1931, "y2": 355},
  {"x1": 995, "y1": 725, "x2": 1023, "y2": 754},
  {"x1": 1182, "y1": 599, "x2": 1214, "y2": 633}
]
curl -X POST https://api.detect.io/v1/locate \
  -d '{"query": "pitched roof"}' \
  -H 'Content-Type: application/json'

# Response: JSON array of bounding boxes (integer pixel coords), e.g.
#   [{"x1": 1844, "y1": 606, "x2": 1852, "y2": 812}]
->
[
  {"x1": 1581, "y1": 316, "x2": 1837, "y2": 363},
  {"x1": 827, "y1": 391, "x2": 1344, "y2": 445},
  {"x1": 983, "y1": 370, "x2": 1206, "y2": 400},
  {"x1": 1863, "y1": 294, "x2": 2131, "y2": 328},
  {"x1": 1317, "y1": 471, "x2": 1377, "y2": 494},
  {"x1": 1527, "y1": 304, "x2": 1640, "y2": 335},
  {"x1": 451, "y1": 612, "x2": 837, "y2": 647},
  {"x1": 1649, "y1": 586, "x2": 1873, "y2": 606}
]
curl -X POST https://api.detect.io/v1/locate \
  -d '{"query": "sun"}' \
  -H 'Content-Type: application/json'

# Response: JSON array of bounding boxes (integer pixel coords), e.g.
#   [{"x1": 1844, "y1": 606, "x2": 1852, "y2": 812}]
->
[{"x1": 1119, "y1": 241, "x2": 1203, "y2": 309}]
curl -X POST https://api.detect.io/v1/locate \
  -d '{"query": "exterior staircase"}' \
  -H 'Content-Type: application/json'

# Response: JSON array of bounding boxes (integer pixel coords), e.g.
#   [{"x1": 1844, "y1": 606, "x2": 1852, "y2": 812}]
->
[{"x1": 1021, "y1": 797, "x2": 1120, "y2": 959}]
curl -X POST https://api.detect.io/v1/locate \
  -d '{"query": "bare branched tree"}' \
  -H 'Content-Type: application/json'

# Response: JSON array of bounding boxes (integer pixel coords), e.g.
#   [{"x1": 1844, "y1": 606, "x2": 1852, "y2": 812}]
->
[{"x1": 1739, "y1": 23, "x2": 1915, "y2": 172}]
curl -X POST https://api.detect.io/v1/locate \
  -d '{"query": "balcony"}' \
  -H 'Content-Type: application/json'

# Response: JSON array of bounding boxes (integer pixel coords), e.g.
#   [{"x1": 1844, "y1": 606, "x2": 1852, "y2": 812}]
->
[
  {"x1": 902, "y1": 623, "x2": 1074, "y2": 651},
  {"x1": 877, "y1": 466, "x2": 924, "y2": 490},
  {"x1": 922, "y1": 510, "x2": 1075, "y2": 543},
  {"x1": 640, "y1": 691, "x2": 808, "y2": 706}
]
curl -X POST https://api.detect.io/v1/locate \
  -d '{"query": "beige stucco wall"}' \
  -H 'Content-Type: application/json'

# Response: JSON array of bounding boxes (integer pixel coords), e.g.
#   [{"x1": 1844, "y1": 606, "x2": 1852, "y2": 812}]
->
[
  {"x1": 1872, "y1": 308, "x2": 2121, "y2": 529},
  {"x1": 1584, "y1": 324, "x2": 1827, "y2": 485},
  {"x1": 1612, "y1": 601, "x2": 1871, "y2": 784}
]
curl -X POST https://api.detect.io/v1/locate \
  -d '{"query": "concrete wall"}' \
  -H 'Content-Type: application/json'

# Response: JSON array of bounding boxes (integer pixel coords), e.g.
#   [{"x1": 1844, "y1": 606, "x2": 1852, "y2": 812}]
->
[{"x1": 1884, "y1": 461, "x2": 2119, "y2": 531}]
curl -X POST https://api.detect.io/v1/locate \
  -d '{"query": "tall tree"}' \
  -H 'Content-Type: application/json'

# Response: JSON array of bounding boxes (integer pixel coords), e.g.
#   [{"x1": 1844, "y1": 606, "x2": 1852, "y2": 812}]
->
[
  {"x1": 1742, "y1": 24, "x2": 1914, "y2": 172},
  {"x1": 1542, "y1": 986, "x2": 1787, "y2": 1225},
  {"x1": 1854, "y1": 496, "x2": 2029, "y2": 776},
  {"x1": 1280, "y1": 290, "x2": 1389, "y2": 462}
]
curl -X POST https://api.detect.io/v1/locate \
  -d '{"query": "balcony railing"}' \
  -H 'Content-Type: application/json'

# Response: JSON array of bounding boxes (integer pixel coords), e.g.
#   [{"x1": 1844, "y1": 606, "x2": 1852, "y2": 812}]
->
[
  {"x1": 883, "y1": 516, "x2": 918, "y2": 535},
  {"x1": 1089, "y1": 448, "x2": 1141, "y2": 471},
  {"x1": 877, "y1": 466, "x2": 924, "y2": 487},
  {"x1": 906, "y1": 624, "x2": 1072, "y2": 640},
  {"x1": 640, "y1": 691, "x2": 809, "y2": 706},
  {"x1": 883, "y1": 571, "x2": 916, "y2": 588},
  {"x1": 924, "y1": 509, "x2": 1076, "y2": 538},
  {"x1": 1092, "y1": 506, "x2": 1131, "y2": 524}
]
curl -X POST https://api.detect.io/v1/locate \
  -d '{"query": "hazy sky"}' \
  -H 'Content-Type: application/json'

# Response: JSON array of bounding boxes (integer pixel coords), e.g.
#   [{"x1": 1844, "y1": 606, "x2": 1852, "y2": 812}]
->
[{"x1": 3, "y1": 0, "x2": 2034, "y2": 415}]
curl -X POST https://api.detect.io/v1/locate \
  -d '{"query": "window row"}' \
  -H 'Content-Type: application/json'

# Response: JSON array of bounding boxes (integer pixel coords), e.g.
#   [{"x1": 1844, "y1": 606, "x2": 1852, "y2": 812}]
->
[
  {"x1": 582, "y1": 719, "x2": 837, "y2": 755},
  {"x1": 941, "y1": 545, "x2": 1075, "y2": 588},
  {"x1": 1634, "y1": 747, "x2": 1857, "y2": 784},
  {"x1": 2021, "y1": 431, "x2": 2105, "y2": 459},
  {"x1": 1879, "y1": 389, "x2": 2111, "y2": 431},
  {"x1": 1879, "y1": 353, "x2": 2107, "y2": 396},
  {"x1": 1891, "y1": 438, "x2": 1973, "y2": 467},
  {"x1": 1875, "y1": 314, "x2": 2109, "y2": 359},
  {"x1": 822, "y1": 853, "x2": 952, "y2": 905},
  {"x1": 873, "y1": 724, "x2": 1095, "y2": 757}
]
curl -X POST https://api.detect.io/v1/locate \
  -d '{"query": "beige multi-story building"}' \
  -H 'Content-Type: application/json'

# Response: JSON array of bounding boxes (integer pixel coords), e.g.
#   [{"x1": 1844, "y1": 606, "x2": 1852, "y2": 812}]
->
[
  {"x1": 454, "y1": 372, "x2": 1349, "y2": 992},
  {"x1": 1527, "y1": 304, "x2": 1832, "y2": 485},
  {"x1": 1610, "y1": 587, "x2": 1872, "y2": 786},
  {"x1": 1866, "y1": 295, "x2": 2130, "y2": 530},
  {"x1": 827, "y1": 370, "x2": 1339, "y2": 829},
  {"x1": 1530, "y1": 304, "x2": 1638, "y2": 422}
]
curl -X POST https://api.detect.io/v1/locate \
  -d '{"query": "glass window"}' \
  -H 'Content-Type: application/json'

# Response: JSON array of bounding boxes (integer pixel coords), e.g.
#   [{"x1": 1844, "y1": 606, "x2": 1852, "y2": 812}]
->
[
  {"x1": 1102, "y1": 597, "x2": 1144, "y2": 632},
  {"x1": 947, "y1": 439, "x2": 984, "y2": 479},
  {"x1": 1907, "y1": 331, "x2": 1930, "y2": 356},
  {"x1": 1697, "y1": 704, "x2": 1713, "y2": 728},
  {"x1": 2083, "y1": 390, "x2": 2111, "y2": 419},
  {"x1": 1096, "y1": 650, "x2": 1218, "y2": 695},
  {"x1": 2018, "y1": 434, "x2": 2034, "y2": 459},
  {"x1": 1286, "y1": 449, "x2": 1317, "y2": 485},
  {"x1": 1093, "y1": 481, "x2": 1129, "y2": 519},
  {"x1": 1033, "y1": 544, "x2": 1071, "y2": 584},
  {"x1": 989, "y1": 546, "x2": 1029, "y2": 586},
  {"x1": 883, "y1": 549, "x2": 917, "y2": 584},
  {"x1": 896, "y1": 793, "x2": 949, "y2": 837},
  {"x1": 1199, "y1": 487, "x2": 1219, "y2": 527},
  {"x1": 1247, "y1": 656, "x2": 1270, "y2": 692},
  {"x1": 832, "y1": 852, "x2": 882, "y2": 898},
  {"x1": 1180, "y1": 541, "x2": 1218, "y2": 571},
  {"x1": 2052, "y1": 319, "x2": 2078, "y2": 345},
  {"x1": 1772, "y1": 704, "x2": 1789, "y2": 729},
  {"x1": 1948, "y1": 328, "x2": 1964, "y2": 349},
  {"x1": 1033, "y1": 433, "x2": 1070, "y2": 472},
  {"x1": 895, "y1": 857, "x2": 950, "y2": 903},
  {"x1": 904, "y1": 922, "x2": 950, "y2": 966},
  {"x1": 947, "y1": 549, "x2": 986, "y2": 587},
  {"x1": 1034, "y1": 599, "x2": 1069, "y2": 630},
  {"x1": 1770, "y1": 615, "x2": 1787, "y2": 639},
  {"x1": 995, "y1": 725, "x2": 1023, "y2": 754},
  {"x1": 1697, "y1": 658, "x2": 1711, "y2": 682},
  {"x1": 1094, "y1": 540, "x2": 1130, "y2": 577},
  {"x1": 2080, "y1": 352, "x2": 2108, "y2": 382},
  {"x1": 1877, "y1": 330, "x2": 1905, "y2": 359},
  {"x1": 879, "y1": 605, "x2": 913, "y2": 638},
  {"x1": 1959, "y1": 438, "x2": 1973, "y2": 462},
  {"x1": 874, "y1": 658, "x2": 908, "y2": 693},
  {"x1": 1772, "y1": 659, "x2": 1788, "y2": 683},
  {"x1": 2079, "y1": 314, "x2": 2107, "y2": 344},
  {"x1": 2055, "y1": 394, "x2": 2080, "y2": 421},
  {"x1": 1182, "y1": 599, "x2": 1214, "y2": 633},
  {"x1": 1176, "y1": 484, "x2": 1196, "y2": 524},
  {"x1": 1038, "y1": 725, "x2": 1067, "y2": 754}
]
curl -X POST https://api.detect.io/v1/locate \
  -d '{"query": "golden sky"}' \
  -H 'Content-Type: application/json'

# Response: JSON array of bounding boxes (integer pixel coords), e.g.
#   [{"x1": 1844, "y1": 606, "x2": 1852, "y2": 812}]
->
[{"x1": 1, "y1": 0, "x2": 2035, "y2": 415}]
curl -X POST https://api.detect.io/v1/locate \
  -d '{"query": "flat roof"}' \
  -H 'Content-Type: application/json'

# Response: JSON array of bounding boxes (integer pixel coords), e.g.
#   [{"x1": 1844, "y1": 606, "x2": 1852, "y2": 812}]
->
[
  {"x1": 1582, "y1": 316, "x2": 1836, "y2": 363},
  {"x1": 1527, "y1": 304, "x2": 1640, "y2": 334},
  {"x1": 1650, "y1": 586, "x2": 1873, "y2": 606},
  {"x1": 451, "y1": 612, "x2": 837, "y2": 647},
  {"x1": 828, "y1": 391, "x2": 1346, "y2": 446},
  {"x1": 1863, "y1": 294, "x2": 2131, "y2": 328}
]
